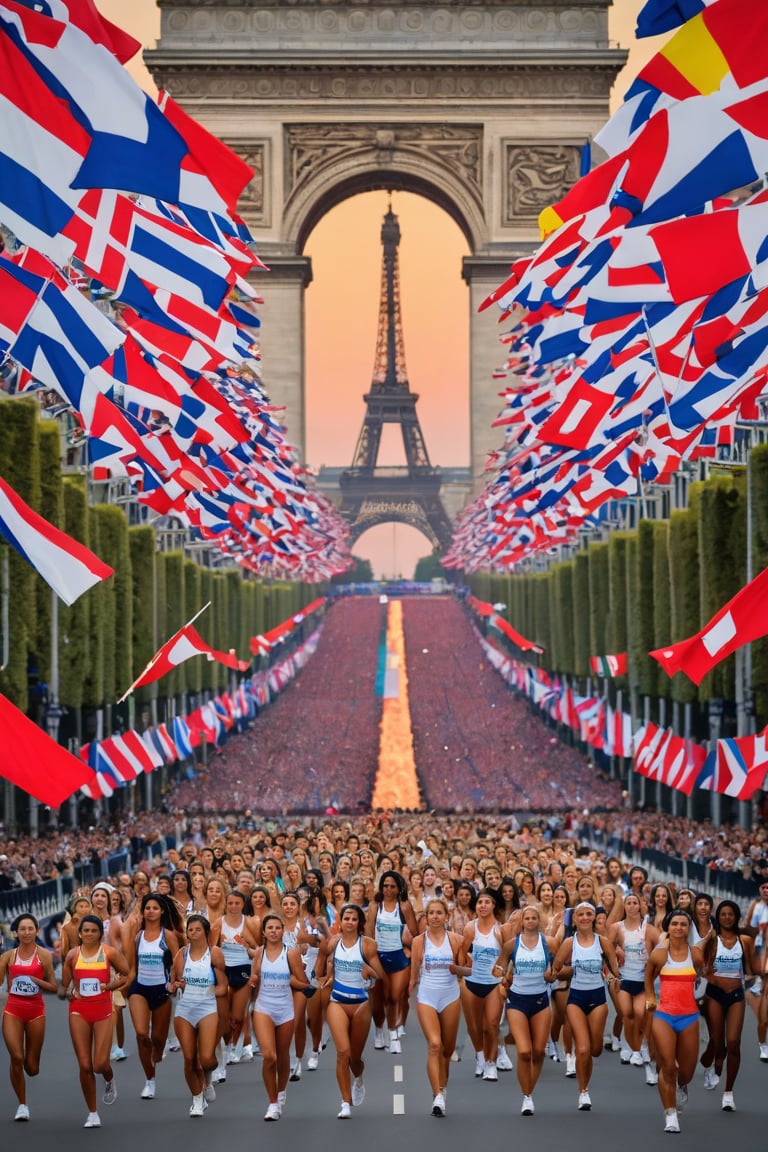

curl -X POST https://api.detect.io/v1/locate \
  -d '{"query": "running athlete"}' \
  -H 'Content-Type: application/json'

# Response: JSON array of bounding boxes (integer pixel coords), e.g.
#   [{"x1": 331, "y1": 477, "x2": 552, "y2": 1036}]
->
[
  {"x1": 0, "y1": 914, "x2": 57, "y2": 1121},
  {"x1": 409, "y1": 896, "x2": 465, "y2": 1117},
  {"x1": 495, "y1": 905, "x2": 559, "y2": 1115},
  {"x1": 60, "y1": 914, "x2": 129, "y2": 1128},
  {"x1": 699, "y1": 900, "x2": 755, "y2": 1110},
  {"x1": 210, "y1": 889, "x2": 259, "y2": 1065},
  {"x1": 282, "y1": 889, "x2": 324, "y2": 1081},
  {"x1": 316, "y1": 904, "x2": 385, "y2": 1118},
  {"x1": 609, "y1": 893, "x2": 659, "y2": 1067},
  {"x1": 124, "y1": 894, "x2": 181, "y2": 1100},
  {"x1": 551, "y1": 901, "x2": 621, "y2": 1111},
  {"x1": 169, "y1": 914, "x2": 228, "y2": 1117},
  {"x1": 365, "y1": 871, "x2": 418, "y2": 1054},
  {"x1": 250, "y1": 912, "x2": 310, "y2": 1120},
  {"x1": 458, "y1": 888, "x2": 512, "y2": 1080},
  {"x1": 645, "y1": 908, "x2": 706, "y2": 1133}
]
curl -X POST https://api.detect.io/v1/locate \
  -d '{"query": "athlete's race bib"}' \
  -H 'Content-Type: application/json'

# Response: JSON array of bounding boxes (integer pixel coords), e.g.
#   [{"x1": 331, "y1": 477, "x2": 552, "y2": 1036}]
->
[
  {"x1": 10, "y1": 976, "x2": 38, "y2": 996},
  {"x1": 79, "y1": 978, "x2": 101, "y2": 997}
]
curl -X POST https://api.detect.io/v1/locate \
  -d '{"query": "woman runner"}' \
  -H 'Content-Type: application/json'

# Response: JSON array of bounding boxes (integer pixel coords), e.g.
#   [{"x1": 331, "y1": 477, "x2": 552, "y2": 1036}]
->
[
  {"x1": 60, "y1": 914, "x2": 129, "y2": 1128},
  {"x1": 0, "y1": 913, "x2": 57, "y2": 1121},
  {"x1": 699, "y1": 900, "x2": 755, "y2": 1110},
  {"x1": 168, "y1": 914, "x2": 228, "y2": 1117},
  {"x1": 409, "y1": 896, "x2": 465, "y2": 1116},
  {"x1": 124, "y1": 894, "x2": 181, "y2": 1100}
]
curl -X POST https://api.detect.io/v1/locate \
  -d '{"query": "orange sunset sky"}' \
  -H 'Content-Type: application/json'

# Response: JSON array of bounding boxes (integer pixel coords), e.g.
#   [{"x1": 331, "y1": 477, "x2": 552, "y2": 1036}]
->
[{"x1": 96, "y1": 1, "x2": 664, "y2": 576}]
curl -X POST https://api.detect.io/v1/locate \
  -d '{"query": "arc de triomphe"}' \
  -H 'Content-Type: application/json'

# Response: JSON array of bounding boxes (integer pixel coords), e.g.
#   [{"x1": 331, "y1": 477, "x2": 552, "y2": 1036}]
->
[{"x1": 147, "y1": 1, "x2": 625, "y2": 487}]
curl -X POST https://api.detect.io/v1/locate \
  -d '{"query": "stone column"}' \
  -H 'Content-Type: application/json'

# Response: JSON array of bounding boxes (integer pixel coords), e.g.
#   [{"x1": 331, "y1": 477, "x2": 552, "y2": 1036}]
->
[
  {"x1": 462, "y1": 257, "x2": 527, "y2": 491},
  {"x1": 253, "y1": 255, "x2": 313, "y2": 460}
]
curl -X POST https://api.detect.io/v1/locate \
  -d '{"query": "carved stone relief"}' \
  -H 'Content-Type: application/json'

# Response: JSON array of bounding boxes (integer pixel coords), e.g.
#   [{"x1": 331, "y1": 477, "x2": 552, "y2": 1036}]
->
[
  {"x1": 504, "y1": 142, "x2": 582, "y2": 222},
  {"x1": 224, "y1": 140, "x2": 268, "y2": 223},
  {"x1": 286, "y1": 123, "x2": 482, "y2": 209},
  {"x1": 150, "y1": 66, "x2": 613, "y2": 103}
]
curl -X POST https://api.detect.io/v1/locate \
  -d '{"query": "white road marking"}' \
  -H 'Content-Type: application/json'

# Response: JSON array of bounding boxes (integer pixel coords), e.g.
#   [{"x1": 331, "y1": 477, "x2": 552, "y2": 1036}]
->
[
  {"x1": 393, "y1": 1093, "x2": 405, "y2": 1114},
  {"x1": 394, "y1": 1065, "x2": 403, "y2": 1083}
]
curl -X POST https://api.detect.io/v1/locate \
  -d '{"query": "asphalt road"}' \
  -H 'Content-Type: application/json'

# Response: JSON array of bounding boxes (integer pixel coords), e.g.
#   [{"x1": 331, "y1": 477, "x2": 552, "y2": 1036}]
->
[{"x1": 1, "y1": 1000, "x2": 766, "y2": 1149}]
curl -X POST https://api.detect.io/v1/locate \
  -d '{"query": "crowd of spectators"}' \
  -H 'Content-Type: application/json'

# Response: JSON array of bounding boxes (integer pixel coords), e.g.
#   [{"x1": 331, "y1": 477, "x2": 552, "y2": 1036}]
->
[
  {"x1": 402, "y1": 597, "x2": 622, "y2": 812},
  {"x1": 169, "y1": 598, "x2": 382, "y2": 815},
  {"x1": 2, "y1": 596, "x2": 768, "y2": 896}
]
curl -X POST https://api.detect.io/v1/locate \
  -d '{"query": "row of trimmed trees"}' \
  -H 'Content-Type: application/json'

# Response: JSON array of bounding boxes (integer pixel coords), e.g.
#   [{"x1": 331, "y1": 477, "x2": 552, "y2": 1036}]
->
[{"x1": 468, "y1": 446, "x2": 768, "y2": 740}]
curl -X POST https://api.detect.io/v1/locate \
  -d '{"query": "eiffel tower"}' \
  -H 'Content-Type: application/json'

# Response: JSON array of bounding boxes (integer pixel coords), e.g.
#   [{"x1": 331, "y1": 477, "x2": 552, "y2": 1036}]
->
[{"x1": 339, "y1": 207, "x2": 454, "y2": 553}]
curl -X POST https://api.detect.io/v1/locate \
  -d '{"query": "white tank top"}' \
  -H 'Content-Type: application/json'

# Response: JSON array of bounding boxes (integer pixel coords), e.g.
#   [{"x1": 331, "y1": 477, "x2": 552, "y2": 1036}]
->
[
  {"x1": 419, "y1": 931, "x2": 457, "y2": 993},
  {"x1": 510, "y1": 933, "x2": 549, "y2": 996},
  {"x1": 136, "y1": 930, "x2": 168, "y2": 986},
  {"x1": 181, "y1": 947, "x2": 215, "y2": 1005},
  {"x1": 618, "y1": 921, "x2": 649, "y2": 981},
  {"x1": 712, "y1": 936, "x2": 744, "y2": 981},
  {"x1": 375, "y1": 904, "x2": 404, "y2": 953},
  {"x1": 220, "y1": 916, "x2": 249, "y2": 965},
  {"x1": 570, "y1": 935, "x2": 604, "y2": 991},
  {"x1": 469, "y1": 923, "x2": 502, "y2": 985}
]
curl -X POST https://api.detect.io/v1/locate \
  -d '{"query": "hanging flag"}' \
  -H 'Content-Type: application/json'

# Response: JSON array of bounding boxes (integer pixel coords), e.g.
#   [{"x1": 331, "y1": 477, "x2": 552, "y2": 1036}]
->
[
  {"x1": 651, "y1": 565, "x2": 768, "y2": 684},
  {"x1": 0, "y1": 473, "x2": 113, "y2": 605},
  {"x1": 703, "y1": 731, "x2": 768, "y2": 798},
  {"x1": 0, "y1": 692, "x2": 96, "y2": 804},
  {"x1": 117, "y1": 603, "x2": 248, "y2": 701},
  {"x1": 636, "y1": 0, "x2": 716, "y2": 38},
  {"x1": 589, "y1": 653, "x2": 628, "y2": 677},
  {"x1": 157, "y1": 92, "x2": 254, "y2": 215},
  {"x1": 171, "y1": 715, "x2": 194, "y2": 760}
]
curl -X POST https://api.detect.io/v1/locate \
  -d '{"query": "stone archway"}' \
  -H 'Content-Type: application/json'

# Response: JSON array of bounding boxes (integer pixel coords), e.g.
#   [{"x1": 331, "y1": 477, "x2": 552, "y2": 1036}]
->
[{"x1": 147, "y1": 0, "x2": 625, "y2": 487}]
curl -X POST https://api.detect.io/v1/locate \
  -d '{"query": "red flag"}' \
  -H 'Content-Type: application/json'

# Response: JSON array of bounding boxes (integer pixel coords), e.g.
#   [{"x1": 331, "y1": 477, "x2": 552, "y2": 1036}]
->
[
  {"x1": 590, "y1": 653, "x2": 628, "y2": 676},
  {"x1": 0, "y1": 693, "x2": 96, "y2": 805},
  {"x1": 651, "y1": 566, "x2": 768, "y2": 685},
  {"x1": 118, "y1": 607, "x2": 248, "y2": 701},
  {"x1": 158, "y1": 91, "x2": 254, "y2": 214}
]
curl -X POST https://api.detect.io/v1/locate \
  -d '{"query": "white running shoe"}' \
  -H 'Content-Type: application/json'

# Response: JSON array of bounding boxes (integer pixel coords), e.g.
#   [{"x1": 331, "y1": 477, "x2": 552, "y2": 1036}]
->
[
  {"x1": 240, "y1": 1044, "x2": 254, "y2": 1063},
  {"x1": 84, "y1": 1112, "x2": 101, "y2": 1128},
  {"x1": 225, "y1": 1045, "x2": 239, "y2": 1066},
  {"x1": 551, "y1": 1042, "x2": 564, "y2": 1063},
  {"x1": 264, "y1": 1102, "x2": 281, "y2": 1121},
  {"x1": 703, "y1": 1066, "x2": 719, "y2": 1090},
  {"x1": 496, "y1": 1046, "x2": 514, "y2": 1071},
  {"x1": 545, "y1": 1038, "x2": 555, "y2": 1058},
  {"x1": 521, "y1": 1095, "x2": 535, "y2": 1116},
  {"x1": 203, "y1": 1081, "x2": 216, "y2": 1103},
  {"x1": 212, "y1": 1066, "x2": 227, "y2": 1084},
  {"x1": 189, "y1": 1096, "x2": 205, "y2": 1118},
  {"x1": 722, "y1": 1091, "x2": 735, "y2": 1112},
  {"x1": 431, "y1": 1093, "x2": 446, "y2": 1117},
  {"x1": 110, "y1": 1046, "x2": 127, "y2": 1062},
  {"x1": 397, "y1": 1025, "x2": 406, "y2": 1037},
  {"x1": 565, "y1": 1053, "x2": 577, "y2": 1078},
  {"x1": 167, "y1": 1040, "x2": 181, "y2": 1052},
  {"x1": 630, "y1": 1051, "x2": 644, "y2": 1067},
  {"x1": 676, "y1": 1083, "x2": 688, "y2": 1111},
  {"x1": 610, "y1": 1036, "x2": 621, "y2": 1052},
  {"x1": 351, "y1": 1075, "x2": 366, "y2": 1106},
  {"x1": 102, "y1": 1079, "x2": 117, "y2": 1106},
  {"x1": 483, "y1": 1061, "x2": 498, "y2": 1081},
  {"x1": 277, "y1": 1090, "x2": 286, "y2": 1115},
  {"x1": 664, "y1": 1109, "x2": 680, "y2": 1133},
  {"x1": 578, "y1": 1091, "x2": 592, "y2": 1111},
  {"x1": 620, "y1": 1046, "x2": 632, "y2": 1064},
  {"x1": 140, "y1": 1079, "x2": 155, "y2": 1100},
  {"x1": 374, "y1": 1027, "x2": 386, "y2": 1050},
  {"x1": 307, "y1": 1050, "x2": 320, "y2": 1070},
  {"x1": 474, "y1": 1052, "x2": 485, "y2": 1077},
  {"x1": 760, "y1": 1042, "x2": 768, "y2": 1062},
  {"x1": 337, "y1": 1101, "x2": 351, "y2": 1119},
  {"x1": 645, "y1": 1064, "x2": 659, "y2": 1086},
  {"x1": 389, "y1": 1035, "x2": 401, "y2": 1055},
  {"x1": 290, "y1": 1059, "x2": 302, "y2": 1082},
  {"x1": 641, "y1": 1039, "x2": 651, "y2": 1063},
  {"x1": 14, "y1": 1104, "x2": 30, "y2": 1122}
]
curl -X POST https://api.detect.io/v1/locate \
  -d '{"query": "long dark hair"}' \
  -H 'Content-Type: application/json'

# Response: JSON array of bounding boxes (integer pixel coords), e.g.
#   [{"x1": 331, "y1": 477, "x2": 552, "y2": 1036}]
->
[
  {"x1": 375, "y1": 870, "x2": 407, "y2": 905},
  {"x1": 141, "y1": 892, "x2": 183, "y2": 934}
]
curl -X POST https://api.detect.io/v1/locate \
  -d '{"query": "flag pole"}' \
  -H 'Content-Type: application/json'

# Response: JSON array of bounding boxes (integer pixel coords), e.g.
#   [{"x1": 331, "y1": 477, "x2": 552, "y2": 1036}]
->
[{"x1": 117, "y1": 601, "x2": 211, "y2": 703}]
